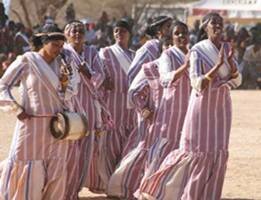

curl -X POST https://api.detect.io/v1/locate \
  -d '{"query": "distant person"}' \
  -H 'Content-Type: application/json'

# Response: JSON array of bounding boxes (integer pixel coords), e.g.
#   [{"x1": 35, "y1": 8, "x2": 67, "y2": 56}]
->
[
  {"x1": 241, "y1": 35, "x2": 261, "y2": 89},
  {"x1": 14, "y1": 23, "x2": 30, "y2": 55},
  {"x1": 0, "y1": 3, "x2": 8, "y2": 28},
  {"x1": 65, "y1": 3, "x2": 76, "y2": 23}
]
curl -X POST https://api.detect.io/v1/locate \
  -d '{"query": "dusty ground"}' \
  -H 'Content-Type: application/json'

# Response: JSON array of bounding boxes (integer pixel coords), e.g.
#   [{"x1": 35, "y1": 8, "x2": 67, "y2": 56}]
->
[{"x1": 0, "y1": 89, "x2": 260, "y2": 200}]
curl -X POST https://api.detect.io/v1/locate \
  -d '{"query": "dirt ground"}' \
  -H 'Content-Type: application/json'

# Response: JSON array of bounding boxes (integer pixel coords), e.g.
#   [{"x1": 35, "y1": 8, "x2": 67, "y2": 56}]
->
[{"x1": 0, "y1": 89, "x2": 260, "y2": 200}]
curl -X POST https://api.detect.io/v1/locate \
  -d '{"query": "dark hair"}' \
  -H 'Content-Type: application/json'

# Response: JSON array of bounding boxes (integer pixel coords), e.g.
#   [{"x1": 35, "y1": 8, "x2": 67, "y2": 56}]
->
[
  {"x1": 31, "y1": 24, "x2": 65, "y2": 51},
  {"x1": 145, "y1": 16, "x2": 172, "y2": 37},
  {"x1": 40, "y1": 24, "x2": 65, "y2": 43},
  {"x1": 114, "y1": 19, "x2": 132, "y2": 33},
  {"x1": 64, "y1": 20, "x2": 84, "y2": 37},
  {"x1": 196, "y1": 12, "x2": 223, "y2": 42},
  {"x1": 172, "y1": 21, "x2": 188, "y2": 35}
]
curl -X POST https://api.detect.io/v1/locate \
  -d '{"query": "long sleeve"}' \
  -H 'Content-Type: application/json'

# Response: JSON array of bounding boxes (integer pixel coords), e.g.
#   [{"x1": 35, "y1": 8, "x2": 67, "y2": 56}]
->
[
  {"x1": 226, "y1": 73, "x2": 242, "y2": 89},
  {"x1": 158, "y1": 52, "x2": 176, "y2": 87},
  {"x1": 89, "y1": 46, "x2": 105, "y2": 89},
  {"x1": 226, "y1": 58, "x2": 242, "y2": 89},
  {"x1": 127, "y1": 47, "x2": 151, "y2": 85},
  {"x1": 190, "y1": 50, "x2": 205, "y2": 92},
  {"x1": 128, "y1": 68, "x2": 149, "y2": 110},
  {"x1": 0, "y1": 56, "x2": 26, "y2": 112},
  {"x1": 62, "y1": 60, "x2": 80, "y2": 102}
]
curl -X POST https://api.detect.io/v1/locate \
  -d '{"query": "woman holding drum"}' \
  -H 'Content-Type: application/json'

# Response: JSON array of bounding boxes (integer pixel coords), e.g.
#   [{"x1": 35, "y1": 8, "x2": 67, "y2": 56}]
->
[{"x1": 0, "y1": 24, "x2": 78, "y2": 200}]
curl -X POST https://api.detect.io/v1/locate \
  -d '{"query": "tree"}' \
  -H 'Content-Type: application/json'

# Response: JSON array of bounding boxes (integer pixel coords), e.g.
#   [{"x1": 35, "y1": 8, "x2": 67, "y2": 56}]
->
[{"x1": 10, "y1": 0, "x2": 69, "y2": 28}]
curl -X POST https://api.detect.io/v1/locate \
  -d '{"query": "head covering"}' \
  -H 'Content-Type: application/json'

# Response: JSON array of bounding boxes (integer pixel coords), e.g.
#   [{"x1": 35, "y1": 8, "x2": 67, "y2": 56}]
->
[
  {"x1": 64, "y1": 20, "x2": 85, "y2": 37},
  {"x1": 39, "y1": 24, "x2": 65, "y2": 43},
  {"x1": 31, "y1": 24, "x2": 65, "y2": 51},
  {"x1": 145, "y1": 15, "x2": 172, "y2": 37},
  {"x1": 150, "y1": 16, "x2": 172, "y2": 29},
  {"x1": 197, "y1": 12, "x2": 223, "y2": 42},
  {"x1": 114, "y1": 19, "x2": 132, "y2": 33},
  {"x1": 199, "y1": 12, "x2": 222, "y2": 30}
]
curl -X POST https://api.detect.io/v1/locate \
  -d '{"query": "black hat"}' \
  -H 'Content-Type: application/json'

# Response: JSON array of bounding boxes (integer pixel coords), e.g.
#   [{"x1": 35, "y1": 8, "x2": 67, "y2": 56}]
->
[
  {"x1": 39, "y1": 24, "x2": 65, "y2": 43},
  {"x1": 115, "y1": 19, "x2": 132, "y2": 33},
  {"x1": 150, "y1": 16, "x2": 172, "y2": 28}
]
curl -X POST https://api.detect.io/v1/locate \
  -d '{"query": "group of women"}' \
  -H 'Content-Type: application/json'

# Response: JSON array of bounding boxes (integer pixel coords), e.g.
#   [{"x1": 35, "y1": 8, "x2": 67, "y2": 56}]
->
[{"x1": 0, "y1": 12, "x2": 241, "y2": 200}]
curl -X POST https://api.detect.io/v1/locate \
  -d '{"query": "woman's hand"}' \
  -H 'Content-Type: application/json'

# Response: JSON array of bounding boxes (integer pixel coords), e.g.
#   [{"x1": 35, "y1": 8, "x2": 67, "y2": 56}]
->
[
  {"x1": 217, "y1": 43, "x2": 225, "y2": 67},
  {"x1": 103, "y1": 77, "x2": 114, "y2": 90},
  {"x1": 78, "y1": 62, "x2": 92, "y2": 79},
  {"x1": 227, "y1": 44, "x2": 238, "y2": 74},
  {"x1": 141, "y1": 107, "x2": 154, "y2": 121},
  {"x1": 202, "y1": 44, "x2": 225, "y2": 88},
  {"x1": 184, "y1": 52, "x2": 191, "y2": 69},
  {"x1": 17, "y1": 107, "x2": 32, "y2": 121}
]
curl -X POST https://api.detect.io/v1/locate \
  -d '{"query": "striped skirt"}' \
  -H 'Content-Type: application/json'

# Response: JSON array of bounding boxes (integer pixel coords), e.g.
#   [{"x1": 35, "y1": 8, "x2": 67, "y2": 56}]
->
[
  {"x1": 0, "y1": 158, "x2": 68, "y2": 200},
  {"x1": 137, "y1": 150, "x2": 228, "y2": 200}
]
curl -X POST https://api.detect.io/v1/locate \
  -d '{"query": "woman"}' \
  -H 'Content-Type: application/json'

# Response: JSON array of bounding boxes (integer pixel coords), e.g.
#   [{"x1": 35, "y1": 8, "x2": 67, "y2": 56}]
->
[
  {"x1": 98, "y1": 19, "x2": 136, "y2": 188},
  {"x1": 138, "y1": 12, "x2": 242, "y2": 200},
  {"x1": 0, "y1": 24, "x2": 78, "y2": 199},
  {"x1": 135, "y1": 22, "x2": 192, "y2": 198},
  {"x1": 107, "y1": 16, "x2": 173, "y2": 199},
  {"x1": 63, "y1": 20, "x2": 108, "y2": 196},
  {"x1": 127, "y1": 15, "x2": 172, "y2": 85}
]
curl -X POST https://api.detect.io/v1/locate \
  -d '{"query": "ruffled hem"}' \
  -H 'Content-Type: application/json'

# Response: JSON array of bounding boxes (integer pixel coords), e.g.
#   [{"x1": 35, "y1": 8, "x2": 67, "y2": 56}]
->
[
  {"x1": 138, "y1": 150, "x2": 228, "y2": 200},
  {"x1": 107, "y1": 141, "x2": 148, "y2": 198},
  {"x1": 0, "y1": 158, "x2": 68, "y2": 200}
]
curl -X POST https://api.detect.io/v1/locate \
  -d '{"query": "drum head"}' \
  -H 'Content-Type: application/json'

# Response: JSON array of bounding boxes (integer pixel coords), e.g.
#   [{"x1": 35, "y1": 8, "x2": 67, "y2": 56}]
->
[{"x1": 50, "y1": 113, "x2": 69, "y2": 139}]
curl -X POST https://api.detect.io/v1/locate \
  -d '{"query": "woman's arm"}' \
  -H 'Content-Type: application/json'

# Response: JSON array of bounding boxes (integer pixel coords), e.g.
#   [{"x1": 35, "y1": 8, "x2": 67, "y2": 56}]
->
[
  {"x1": 0, "y1": 55, "x2": 30, "y2": 119},
  {"x1": 190, "y1": 46, "x2": 224, "y2": 92}
]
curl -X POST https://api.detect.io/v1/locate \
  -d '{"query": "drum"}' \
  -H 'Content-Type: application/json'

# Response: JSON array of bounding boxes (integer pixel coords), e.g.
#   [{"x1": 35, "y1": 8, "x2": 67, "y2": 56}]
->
[{"x1": 50, "y1": 111, "x2": 88, "y2": 140}]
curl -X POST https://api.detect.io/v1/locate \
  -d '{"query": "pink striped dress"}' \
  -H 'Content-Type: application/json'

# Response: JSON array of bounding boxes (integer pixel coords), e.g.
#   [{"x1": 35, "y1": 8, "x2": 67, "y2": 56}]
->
[
  {"x1": 107, "y1": 60, "x2": 163, "y2": 199},
  {"x1": 98, "y1": 44, "x2": 136, "y2": 188},
  {"x1": 63, "y1": 44, "x2": 106, "y2": 196},
  {"x1": 106, "y1": 39, "x2": 163, "y2": 199},
  {"x1": 0, "y1": 52, "x2": 78, "y2": 200},
  {"x1": 138, "y1": 40, "x2": 242, "y2": 200},
  {"x1": 135, "y1": 46, "x2": 191, "y2": 196}
]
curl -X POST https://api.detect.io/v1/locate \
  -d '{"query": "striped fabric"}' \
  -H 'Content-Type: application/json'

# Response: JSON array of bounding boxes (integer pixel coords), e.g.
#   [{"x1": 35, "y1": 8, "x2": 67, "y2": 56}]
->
[
  {"x1": 138, "y1": 40, "x2": 242, "y2": 200},
  {"x1": 135, "y1": 47, "x2": 191, "y2": 199},
  {"x1": 127, "y1": 39, "x2": 160, "y2": 85},
  {"x1": 0, "y1": 52, "x2": 74, "y2": 200},
  {"x1": 107, "y1": 61, "x2": 162, "y2": 199},
  {"x1": 63, "y1": 44, "x2": 106, "y2": 196},
  {"x1": 98, "y1": 44, "x2": 136, "y2": 188}
]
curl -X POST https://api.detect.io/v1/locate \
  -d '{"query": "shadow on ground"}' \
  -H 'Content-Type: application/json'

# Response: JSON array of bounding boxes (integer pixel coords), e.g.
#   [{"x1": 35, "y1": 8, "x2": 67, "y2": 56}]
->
[
  {"x1": 81, "y1": 198, "x2": 254, "y2": 200},
  {"x1": 80, "y1": 197, "x2": 116, "y2": 200},
  {"x1": 222, "y1": 199, "x2": 255, "y2": 200}
]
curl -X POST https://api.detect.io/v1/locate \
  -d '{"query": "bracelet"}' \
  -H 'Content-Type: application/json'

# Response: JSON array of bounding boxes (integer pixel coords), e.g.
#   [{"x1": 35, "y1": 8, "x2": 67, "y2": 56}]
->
[{"x1": 205, "y1": 74, "x2": 212, "y2": 81}]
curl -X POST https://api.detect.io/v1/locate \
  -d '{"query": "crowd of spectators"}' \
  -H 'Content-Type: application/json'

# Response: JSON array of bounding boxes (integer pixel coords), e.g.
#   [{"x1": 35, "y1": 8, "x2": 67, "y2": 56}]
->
[{"x1": 1, "y1": 2, "x2": 261, "y2": 89}]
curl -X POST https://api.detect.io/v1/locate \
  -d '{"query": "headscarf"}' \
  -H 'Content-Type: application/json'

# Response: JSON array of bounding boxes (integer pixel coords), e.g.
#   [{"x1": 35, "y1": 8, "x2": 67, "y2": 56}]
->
[
  {"x1": 114, "y1": 19, "x2": 132, "y2": 33},
  {"x1": 145, "y1": 15, "x2": 172, "y2": 37},
  {"x1": 197, "y1": 12, "x2": 223, "y2": 42},
  {"x1": 64, "y1": 20, "x2": 85, "y2": 38},
  {"x1": 31, "y1": 24, "x2": 65, "y2": 51}
]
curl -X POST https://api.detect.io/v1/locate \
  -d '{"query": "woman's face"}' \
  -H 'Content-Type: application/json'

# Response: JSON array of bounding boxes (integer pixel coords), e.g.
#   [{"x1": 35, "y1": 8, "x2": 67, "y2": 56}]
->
[
  {"x1": 113, "y1": 26, "x2": 130, "y2": 47},
  {"x1": 205, "y1": 16, "x2": 223, "y2": 41},
  {"x1": 159, "y1": 19, "x2": 172, "y2": 39},
  {"x1": 66, "y1": 25, "x2": 85, "y2": 45},
  {"x1": 43, "y1": 40, "x2": 64, "y2": 60},
  {"x1": 172, "y1": 25, "x2": 189, "y2": 49}
]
